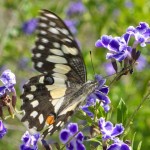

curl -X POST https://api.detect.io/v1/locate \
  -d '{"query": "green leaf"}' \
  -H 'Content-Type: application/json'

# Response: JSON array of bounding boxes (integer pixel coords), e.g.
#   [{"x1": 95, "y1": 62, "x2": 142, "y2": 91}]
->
[
  {"x1": 131, "y1": 132, "x2": 136, "y2": 149},
  {"x1": 96, "y1": 102, "x2": 105, "y2": 119},
  {"x1": 75, "y1": 110, "x2": 87, "y2": 120},
  {"x1": 84, "y1": 136, "x2": 102, "y2": 150},
  {"x1": 137, "y1": 141, "x2": 142, "y2": 150},
  {"x1": 117, "y1": 98, "x2": 128, "y2": 125}
]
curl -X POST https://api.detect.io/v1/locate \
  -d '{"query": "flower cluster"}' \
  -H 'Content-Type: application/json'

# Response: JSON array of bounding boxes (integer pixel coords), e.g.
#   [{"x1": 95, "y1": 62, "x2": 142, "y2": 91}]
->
[
  {"x1": 98, "y1": 117, "x2": 130, "y2": 150},
  {"x1": 20, "y1": 131, "x2": 40, "y2": 150},
  {"x1": 95, "y1": 22, "x2": 150, "y2": 63},
  {"x1": 98, "y1": 117, "x2": 124, "y2": 141},
  {"x1": 81, "y1": 75, "x2": 110, "y2": 117},
  {"x1": 0, "y1": 70, "x2": 16, "y2": 119},
  {"x1": 59, "y1": 123, "x2": 85, "y2": 150},
  {"x1": 95, "y1": 33, "x2": 132, "y2": 62},
  {"x1": 126, "y1": 22, "x2": 150, "y2": 47},
  {"x1": 0, "y1": 69, "x2": 16, "y2": 97}
]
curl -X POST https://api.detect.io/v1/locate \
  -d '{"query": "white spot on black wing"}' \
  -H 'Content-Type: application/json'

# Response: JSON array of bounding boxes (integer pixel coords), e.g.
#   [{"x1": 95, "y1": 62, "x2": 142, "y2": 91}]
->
[
  {"x1": 41, "y1": 38, "x2": 49, "y2": 43},
  {"x1": 39, "y1": 23, "x2": 47, "y2": 27},
  {"x1": 39, "y1": 76, "x2": 44, "y2": 83},
  {"x1": 30, "y1": 100, "x2": 39, "y2": 108},
  {"x1": 56, "y1": 121, "x2": 62, "y2": 127},
  {"x1": 35, "y1": 53, "x2": 42, "y2": 58},
  {"x1": 46, "y1": 55, "x2": 67, "y2": 63},
  {"x1": 53, "y1": 42, "x2": 60, "y2": 48},
  {"x1": 48, "y1": 27, "x2": 59, "y2": 34},
  {"x1": 49, "y1": 22, "x2": 56, "y2": 26},
  {"x1": 38, "y1": 45, "x2": 45, "y2": 50},
  {"x1": 26, "y1": 94, "x2": 34, "y2": 100},
  {"x1": 39, "y1": 114, "x2": 44, "y2": 124},
  {"x1": 50, "y1": 49, "x2": 64, "y2": 56},
  {"x1": 62, "y1": 45, "x2": 78, "y2": 55},
  {"x1": 48, "y1": 125, "x2": 54, "y2": 132},
  {"x1": 30, "y1": 85, "x2": 37, "y2": 91},
  {"x1": 37, "y1": 62, "x2": 43, "y2": 68},
  {"x1": 44, "y1": 13, "x2": 58, "y2": 19},
  {"x1": 30, "y1": 111, "x2": 38, "y2": 118},
  {"x1": 60, "y1": 28, "x2": 69, "y2": 35},
  {"x1": 40, "y1": 30, "x2": 47, "y2": 35},
  {"x1": 53, "y1": 64, "x2": 71, "y2": 74},
  {"x1": 40, "y1": 16, "x2": 48, "y2": 21}
]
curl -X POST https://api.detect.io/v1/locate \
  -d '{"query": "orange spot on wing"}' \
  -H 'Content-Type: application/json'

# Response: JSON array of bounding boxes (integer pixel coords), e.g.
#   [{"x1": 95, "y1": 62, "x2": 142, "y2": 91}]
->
[{"x1": 46, "y1": 115, "x2": 55, "y2": 125}]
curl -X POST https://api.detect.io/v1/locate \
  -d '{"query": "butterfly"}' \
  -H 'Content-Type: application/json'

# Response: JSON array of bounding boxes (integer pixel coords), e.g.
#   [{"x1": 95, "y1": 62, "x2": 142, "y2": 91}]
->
[{"x1": 20, "y1": 9, "x2": 98, "y2": 139}]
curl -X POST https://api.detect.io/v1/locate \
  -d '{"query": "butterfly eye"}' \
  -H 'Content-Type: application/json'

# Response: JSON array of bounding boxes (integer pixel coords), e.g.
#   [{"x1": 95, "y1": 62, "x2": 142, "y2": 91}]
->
[{"x1": 44, "y1": 76, "x2": 54, "y2": 85}]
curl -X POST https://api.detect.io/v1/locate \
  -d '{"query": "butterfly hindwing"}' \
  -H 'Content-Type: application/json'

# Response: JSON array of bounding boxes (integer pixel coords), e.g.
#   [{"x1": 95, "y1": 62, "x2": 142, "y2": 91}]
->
[
  {"x1": 21, "y1": 74, "x2": 54, "y2": 131},
  {"x1": 20, "y1": 9, "x2": 87, "y2": 138}
]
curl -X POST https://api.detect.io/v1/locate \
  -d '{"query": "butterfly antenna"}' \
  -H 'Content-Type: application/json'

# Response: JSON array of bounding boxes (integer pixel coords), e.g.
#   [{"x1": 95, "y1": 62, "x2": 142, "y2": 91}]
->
[{"x1": 90, "y1": 50, "x2": 96, "y2": 76}]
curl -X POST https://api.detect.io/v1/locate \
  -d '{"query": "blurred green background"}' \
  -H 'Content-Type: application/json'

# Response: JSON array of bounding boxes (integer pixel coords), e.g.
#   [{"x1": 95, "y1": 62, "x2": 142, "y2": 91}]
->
[{"x1": 0, "y1": 0, "x2": 150, "y2": 149}]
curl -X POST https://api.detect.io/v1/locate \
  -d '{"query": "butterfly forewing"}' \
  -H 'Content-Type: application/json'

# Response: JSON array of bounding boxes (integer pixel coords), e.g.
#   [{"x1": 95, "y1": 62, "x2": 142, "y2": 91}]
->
[
  {"x1": 32, "y1": 9, "x2": 86, "y2": 83},
  {"x1": 20, "y1": 10, "x2": 88, "y2": 138}
]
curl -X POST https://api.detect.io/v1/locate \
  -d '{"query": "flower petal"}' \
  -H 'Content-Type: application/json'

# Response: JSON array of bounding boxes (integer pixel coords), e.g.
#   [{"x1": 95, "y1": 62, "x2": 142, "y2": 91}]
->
[
  {"x1": 95, "y1": 75, "x2": 106, "y2": 87},
  {"x1": 81, "y1": 105, "x2": 94, "y2": 117},
  {"x1": 107, "y1": 142, "x2": 130, "y2": 150},
  {"x1": 76, "y1": 132, "x2": 84, "y2": 142},
  {"x1": 111, "y1": 124, "x2": 124, "y2": 137},
  {"x1": 68, "y1": 123, "x2": 78, "y2": 134},
  {"x1": 0, "y1": 120, "x2": 7, "y2": 139},
  {"x1": 59, "y1": 129, "x2": 70, "y2": 143},
  {"x1": 76, "y1": 140, "x2": 85, "y2": 150},
  {"x1": 99, "y1": 86, "x2": 109, "y2": 95},
  {"x1": 108, "y1": 39, "x2": 120, "y2": 52},
  {"x1": 95, "y1": 91, "x2": 111, "y2": 104}
]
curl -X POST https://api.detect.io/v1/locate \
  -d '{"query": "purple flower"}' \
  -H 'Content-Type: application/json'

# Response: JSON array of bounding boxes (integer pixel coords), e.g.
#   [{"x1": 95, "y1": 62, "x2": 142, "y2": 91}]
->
[
  {"x1": 66, "y1": 1, "x2": 86, "y2": 17},
  {"x1": 135, "y1": 55, "x2": 147, "y2": 71},
  {"x1": 64, "y1": 19, "x2": 77, "y2": 34},
  {"x1": 107, "y1": 139, "x2": 131, "y2": 150},
  {"x1": 103, "y1": 62, "x2": 116, "y2": 75},
  {"x1": 0, "y1": 70, "x2": 16, "y2": 97},
  {"x1": 81, "y1": 94, "x2": 97, "y2": 117},
  {"x1": 22, "y1": 18, "x2": 38, "y2": 35},
  {"x1": 95, "y1": 34, "x2": 132, "y2": 62},
  {"x1": 95, "y1": 22, "x2": 150, "y2": 62},
  {"x1": 0, "y1": 120, "x2": 7, "y2": 139},
  {"x1": 127, "y1": 22, "x2": 150, "y2": 47},
  {"x1": 59, "y1": 123, "x2": 85, "y2": 150},
  {"x1": 20, "y1": 131, "x2": 40, "y2": 150},
  {"x1": 81, "y1": 75, "x2": 110, "y2": 117},
  {"x1": 98, "y1": 117, "x2": 124, "y2": 141}
]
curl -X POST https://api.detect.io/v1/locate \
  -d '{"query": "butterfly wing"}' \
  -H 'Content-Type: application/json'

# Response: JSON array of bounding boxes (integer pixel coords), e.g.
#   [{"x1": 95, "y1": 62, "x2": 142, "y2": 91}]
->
[
  {"x1": 32, "y1": 9, "x2": 86, "y2": 83},
  {"x1": 20, "y1": 10, "x2": 87, "y2": 137}
]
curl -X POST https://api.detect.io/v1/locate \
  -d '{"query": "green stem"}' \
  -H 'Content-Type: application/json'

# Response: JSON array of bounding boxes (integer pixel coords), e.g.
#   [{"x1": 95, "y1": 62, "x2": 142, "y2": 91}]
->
[{"x1": 125, "y1": 91, "x2": 150, "y2": 130}]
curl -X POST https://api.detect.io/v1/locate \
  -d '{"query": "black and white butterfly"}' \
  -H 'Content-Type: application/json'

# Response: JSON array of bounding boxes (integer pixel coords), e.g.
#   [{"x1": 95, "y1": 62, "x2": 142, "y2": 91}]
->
[{"x1": 20, "y1": 9, "x2": 98, "y2": 139}]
